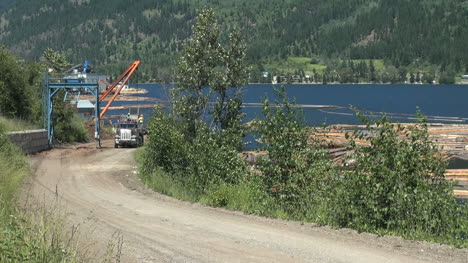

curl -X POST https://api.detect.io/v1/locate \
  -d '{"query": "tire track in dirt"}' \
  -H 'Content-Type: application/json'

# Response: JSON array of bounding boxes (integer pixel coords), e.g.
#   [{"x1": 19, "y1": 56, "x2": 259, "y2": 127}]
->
[{"x1": 27, "y1": 141, "x2": 468, "y2": 263}]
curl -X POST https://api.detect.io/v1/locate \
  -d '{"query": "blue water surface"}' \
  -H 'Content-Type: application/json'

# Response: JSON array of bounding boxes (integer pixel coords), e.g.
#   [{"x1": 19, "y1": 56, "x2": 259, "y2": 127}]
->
[{"x1": 109, "y1": 84, "x2": 468, "y2": 126}]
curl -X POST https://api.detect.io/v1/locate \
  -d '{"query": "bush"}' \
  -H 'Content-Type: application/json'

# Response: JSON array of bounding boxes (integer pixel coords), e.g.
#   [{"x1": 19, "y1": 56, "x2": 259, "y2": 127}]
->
[
  {"x1": 439, "y1": 71, "x2": 456, "y2": 84},
  {"x1": 0, "y1": 46, "x2": 33, "y2": 119},
  {"x1": 325, "y1": 114, "x2": 467, "y2": 244},
  {"x1": 53, "y1": 95, "x2": 89, "y2": 143},
  {"x1": 255, "y1": 86, "x2": 334, "y2": 219},
  {"x1": 141, "y1": 107, "x2": 247, "y2": 198},
  {"x1": 140, "y1": 108, "x2": 189, "y2": 176}
]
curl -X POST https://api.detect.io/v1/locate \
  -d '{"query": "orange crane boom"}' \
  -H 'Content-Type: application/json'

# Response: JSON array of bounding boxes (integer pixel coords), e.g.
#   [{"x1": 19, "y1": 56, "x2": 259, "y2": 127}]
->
[
  {"x1": 99, "y1": 61, "x2": 140, "y2": 101},
  {"x1": 99, "y1": 61, "x2": 141, "y2": 119}
]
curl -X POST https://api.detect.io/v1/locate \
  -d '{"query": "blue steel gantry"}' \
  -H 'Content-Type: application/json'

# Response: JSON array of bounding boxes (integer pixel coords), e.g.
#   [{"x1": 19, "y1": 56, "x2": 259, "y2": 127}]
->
[{"x1": 43, "y1": 75, "x2": 101, "y2": 148}]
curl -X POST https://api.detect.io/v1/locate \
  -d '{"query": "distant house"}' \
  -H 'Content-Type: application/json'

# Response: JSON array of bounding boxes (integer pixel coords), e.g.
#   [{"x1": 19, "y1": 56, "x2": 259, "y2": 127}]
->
[
  {"x1": 278, "y1": 76, "x2": 287, "y2": 83},
  {"x1": 462, "y1": 75, "x2": 468, "y2": 84},
  {"x1": 76, "y1": 100, "x2": 95, "y2": 120},
  {"x1": 291, "y1": 75, "x2": 302, "y2": 83}
]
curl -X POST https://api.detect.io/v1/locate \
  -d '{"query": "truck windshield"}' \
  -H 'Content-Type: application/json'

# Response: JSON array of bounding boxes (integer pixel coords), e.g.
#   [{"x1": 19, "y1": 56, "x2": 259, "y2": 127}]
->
[{"x1": 119, "y1": 124, "x2": 136, "y2": 129}]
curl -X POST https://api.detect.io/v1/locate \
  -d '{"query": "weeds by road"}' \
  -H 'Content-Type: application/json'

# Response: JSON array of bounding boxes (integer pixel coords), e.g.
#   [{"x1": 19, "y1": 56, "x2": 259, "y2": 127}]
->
[{"x1": 0, "y1": 123, "x2": 123, "y2": 262}]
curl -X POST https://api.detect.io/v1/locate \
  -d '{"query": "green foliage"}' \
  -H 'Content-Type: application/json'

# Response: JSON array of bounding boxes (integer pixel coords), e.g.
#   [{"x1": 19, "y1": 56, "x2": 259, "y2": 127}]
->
[
  {"x1": 51, "y1": 91, "x2": 89, "y2": 143},
  {"x1": 0, "y1": 46, "x2": 58, "y2": 133},
  {"x1": 141, "y1": 8, "x2": 248, "y2": 200},
  {"x1": 422, "y1": 72, "x2": 435, "y2": 84},
  {"x1": 0, "y1": 124, "x2": 28, "y2": 212},
  {"x1": 140, "y1": 99, "x2": 468, "y2": 247},
  {"x1": 0, "y1": 211, "x2": 82, "y2": 263},
  {"x1": 255, "y1": 86, "x2": 333, "y2": 217},
  {"x1": 140, "y1": 7, "x2": 250, "y2": 198},
  {"x1": 0, "y1": 124, "x2": 84, "y2": 262},
  {"x1": 42, "y1": 48, "x2": 69, "y2": 73},
  {"x1": 0, "y1": 116, "x2": 39, "y2": 132},
  {"x1": 0, "y1": 46, "x2": 37, "y2": 119},
  {"x1": 2, "y1": 0, "x2": 466, "y2": 82},
  {"x1": 324, "y1": 114, "x2": 467, "y2": 244},
  {"x1": 173, "y1": 7, "x2": 248, "y2": 141},
  {"x1": 265, "y1": 57, "x2": 327, "y2": 75},
  {"x1": 0, "y1": 45, "x2": 87, "y2": 143},
  {"x1": 186, "y1": 126, "x2": 246, "y2": 193},
  {"x1": 140, "y1": 107, "x2": 189, "y2": 177},
  {"x1": 439, "y1": 70, "x2": 456, "y2": 84},
  {"x1": 201, "y1": 175, "x2": 281, "y2": 216},
  {"x1": 141, "y1": 107, "x2": 247, "y2": 198}
]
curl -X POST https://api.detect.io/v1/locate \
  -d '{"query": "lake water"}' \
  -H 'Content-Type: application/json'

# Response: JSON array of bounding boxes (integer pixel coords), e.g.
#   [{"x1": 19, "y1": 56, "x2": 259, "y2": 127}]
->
[{"x1": 111, "y1": 84, "x2": 468, "y2": 126}]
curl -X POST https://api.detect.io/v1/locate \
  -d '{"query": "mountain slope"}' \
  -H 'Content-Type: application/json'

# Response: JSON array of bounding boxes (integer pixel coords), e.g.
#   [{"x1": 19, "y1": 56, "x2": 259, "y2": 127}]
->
[
  {"x1": 0, "y1": 0, "x2": 467, "y2": 82},
  {"x1": 0, "y1": 0, "x2": 15, "y2": 10}
]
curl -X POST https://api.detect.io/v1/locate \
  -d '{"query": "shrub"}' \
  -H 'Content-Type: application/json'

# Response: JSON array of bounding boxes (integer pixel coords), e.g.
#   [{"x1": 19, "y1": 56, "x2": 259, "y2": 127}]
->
[
  {"x1": 140, "y1": 107, "x2": 189, "y2": 177},
  {"x1": 256, "y1": 86, "x2": 334, "y2": 218},
  {"x1": 0, "y1": 46, "x2": 33, "y2": 119},
  {"x1": 141, "y1": 107, "x2": 247, "y2": 198},
  {"x1": 52, "y1": 92, "x2": 89, "y2": 143},
  {"x1": 326, "y1": 113, "x2": 467, "y2": 243},
  {"x1": 185, "y1": 125, "x2": 246, "y2": 195}
]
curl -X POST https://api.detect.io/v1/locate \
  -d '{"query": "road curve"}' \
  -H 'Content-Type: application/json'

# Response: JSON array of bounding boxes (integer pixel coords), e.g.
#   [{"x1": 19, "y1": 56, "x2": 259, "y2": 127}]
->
[{"x1": 28, "y1": 142, "x2": 467, "y2": 263}]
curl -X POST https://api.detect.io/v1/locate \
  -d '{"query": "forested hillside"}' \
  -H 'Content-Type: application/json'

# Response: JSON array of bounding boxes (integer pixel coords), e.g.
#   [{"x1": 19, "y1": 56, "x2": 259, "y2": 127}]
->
[
  {"x1": 0, "y1": 0, "x2": 467, "y2": 83},
  {"x1": 0, "y1": 0, "x2": 15, "y2": 10}
]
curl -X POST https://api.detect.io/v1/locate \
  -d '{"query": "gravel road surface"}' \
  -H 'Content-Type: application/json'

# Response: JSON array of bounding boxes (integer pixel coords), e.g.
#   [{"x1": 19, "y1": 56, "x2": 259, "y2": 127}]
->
[{"x1": 27, "y1": 142, "x2": 467, "y2": 263}]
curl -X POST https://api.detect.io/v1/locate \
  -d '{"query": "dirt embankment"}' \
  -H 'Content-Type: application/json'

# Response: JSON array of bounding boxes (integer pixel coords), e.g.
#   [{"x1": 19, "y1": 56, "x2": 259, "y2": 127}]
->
[{"x1": 27, "y1": 141, "x2": 468, "y2": 263}]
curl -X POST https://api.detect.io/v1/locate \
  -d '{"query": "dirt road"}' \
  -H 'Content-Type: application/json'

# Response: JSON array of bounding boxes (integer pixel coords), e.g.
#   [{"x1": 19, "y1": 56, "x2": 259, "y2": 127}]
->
[{"x1": 28, "y1": 142, "x2": 467, "y2": 263}]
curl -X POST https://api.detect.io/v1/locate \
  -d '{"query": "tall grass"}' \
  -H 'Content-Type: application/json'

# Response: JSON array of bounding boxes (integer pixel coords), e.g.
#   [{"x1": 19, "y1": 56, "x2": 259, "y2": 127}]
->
[
  {"x1": 0, "y1": 124, "x2": 95, "y2": 262},
  {"x1": 0, "y1": 124, "x2": 29, "y2": 213},
  {"x1": 0, "y1": 123, "x2": 76, "y2": 262},
  {"x1": 135, "y1": 149, "x2": 287, "y2": 219},
  {"x1": 0, "y1": 115, "x2": 39, "y2": 132}
]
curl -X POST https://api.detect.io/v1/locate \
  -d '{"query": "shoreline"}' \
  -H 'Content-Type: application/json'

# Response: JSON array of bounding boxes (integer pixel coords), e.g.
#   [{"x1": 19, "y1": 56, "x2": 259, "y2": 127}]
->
[{"x1": 132, "y1": 82, "x2": 467, "y2": 86}]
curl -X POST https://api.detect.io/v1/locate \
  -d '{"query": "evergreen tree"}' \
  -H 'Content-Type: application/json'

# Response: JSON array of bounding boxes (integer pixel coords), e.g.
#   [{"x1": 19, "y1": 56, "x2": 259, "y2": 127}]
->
[
  {"x1": 415, "y1": 72, "x2": 421, "y2": 83},
  {"x1": 369, "y1": 60, "x2": 376, "y2": 82}
]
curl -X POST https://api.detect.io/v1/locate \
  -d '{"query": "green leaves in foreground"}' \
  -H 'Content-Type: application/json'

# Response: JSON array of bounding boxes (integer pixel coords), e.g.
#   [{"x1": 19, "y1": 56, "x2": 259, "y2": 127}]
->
[
  {"x1": 172, "y1": 7, "x2": 248, "y2": 141},
  {"x1": 327, "y1": 113, "x2": 467, "y2": 244},
  {"x1": 141, "y1": 107, "x2": 247, "y2": 197},
  {"x1": 256, "y1": 85, "x2": 333, "y2": 219}
]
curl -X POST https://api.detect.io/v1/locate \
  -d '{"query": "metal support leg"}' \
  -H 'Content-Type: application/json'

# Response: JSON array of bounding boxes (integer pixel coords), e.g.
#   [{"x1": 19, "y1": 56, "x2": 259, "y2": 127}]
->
[
  {"x1": 47, "y1": 88, "x2": 53, "y2": 145},
  {"x1": 95, "y1": 87, "x2": 101, "y2": 149}
]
